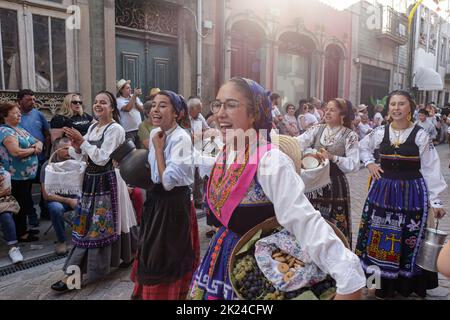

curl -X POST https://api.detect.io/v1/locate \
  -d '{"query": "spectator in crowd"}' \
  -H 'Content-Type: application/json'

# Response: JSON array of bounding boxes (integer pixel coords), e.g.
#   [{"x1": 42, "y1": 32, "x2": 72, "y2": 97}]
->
[
  {"x1": 441, "y1": 102, "x2": 450, "y2": 118},
  {"x1": 358, "y1": 114, "x2": 372, "y2": 140},
  {"x1": 50, "y1": 94, "x2": 93, "y2": 142},
  {"x1": 356, "y1": 104, "x2": 369, "y2": 118},
  {"x1": 440, "y1": 113, "x2": 449, "y2": 144},
  {"x1": 297, "y1": 102, "x2": 319, "y2": 132},
  {"x1": 188, "y1": 97, "x2": 210, "y2": 141},
  {"x1": 116, "y1": 79, "x2": 144, "y2": 147},
  {"x1": 138, "y1": 100, "x2": 155, "y2": 150},
  {"x1": 425, "y1": 103, "x2": 441, "y2": 144},
  {"x1": 17, "y1": 89, "x2": 51, "y2": 226},
  {"x1": 373, "y1": 104, "x2": 384, "y2": 128},
  {"x1": 310, "y1": 97, "x2": 324, "y2": 121},
  {"x1": 281, "y1": 102, "x2": 300, "y2": 137},
  {"x1": 0, "y1": 167, "x2": 23, "y2": 264},
  {"x1": 144, "y1": 87, "x2": 161, "y2": 103},
  {"x1": 270, "y1": 93, "x2": 283, "y2": 129},
  {"x1": 205, "y1": 111, "x2": 218, "y2": 129},
  {"x1": 0, "y1": 102, "x2": 41, "y2": 242},
  {"x1": 416, "y1": 109, "x2": 437, "y2": 141},
  {"x1": 188, "y1": 97, "x2": 210, "y2": 208},
  {"x1": 40, "y1": 137, "x2": 77, "y2": 255}
]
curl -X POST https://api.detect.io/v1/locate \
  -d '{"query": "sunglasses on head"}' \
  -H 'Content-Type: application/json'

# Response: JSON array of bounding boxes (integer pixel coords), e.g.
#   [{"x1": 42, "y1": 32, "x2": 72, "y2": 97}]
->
[{"x1": 71, "y1": 101, "x2": 83, "y2": 105}]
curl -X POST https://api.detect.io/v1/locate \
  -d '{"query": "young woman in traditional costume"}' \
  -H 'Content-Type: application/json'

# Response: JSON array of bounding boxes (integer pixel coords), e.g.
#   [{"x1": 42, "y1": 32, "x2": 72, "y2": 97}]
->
[
  {"x1": 51, "y1": 91, "x2": 138, "y2": 292},
  {"x1": 296, "y1": 98, "x2": 359, "y2": 246},
  {"x1": 130, "y1": 90, "x2": 200, "y2": 300},
  {"x1": 356, "y1": 90, "x2": 447, "y2": 298},
  {"x1": 188, "y1": 77, "x2": 366, "y2": 300}
]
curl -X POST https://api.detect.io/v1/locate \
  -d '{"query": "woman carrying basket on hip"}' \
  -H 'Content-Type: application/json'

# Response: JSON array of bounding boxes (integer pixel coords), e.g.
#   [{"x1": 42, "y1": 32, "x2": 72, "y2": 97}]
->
[
  {"x1": 188, "y1": 77, "x2": 366, "y2": 300},
  {"x1": 51, "y1": 91, "x2": 138, "y2": 292}
]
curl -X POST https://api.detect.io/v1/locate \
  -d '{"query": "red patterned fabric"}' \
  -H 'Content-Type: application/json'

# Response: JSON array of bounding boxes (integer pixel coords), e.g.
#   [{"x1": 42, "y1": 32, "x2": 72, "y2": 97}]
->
[
  {"x1": 130, "y1": 201, "x2": 200, "y2": 300},
  {"x1": 130, "y1": 188, "x2": 144, "y2": 225}
]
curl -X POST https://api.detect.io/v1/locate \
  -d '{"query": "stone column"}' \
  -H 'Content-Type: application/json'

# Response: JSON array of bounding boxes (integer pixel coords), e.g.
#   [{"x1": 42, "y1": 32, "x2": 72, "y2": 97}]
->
[
  {"x1": 76, "y1": 0, "x2": 92, "y2": 108},
  {"x1": 104, "y1": 0, "x2": 116, "y2": 93}
]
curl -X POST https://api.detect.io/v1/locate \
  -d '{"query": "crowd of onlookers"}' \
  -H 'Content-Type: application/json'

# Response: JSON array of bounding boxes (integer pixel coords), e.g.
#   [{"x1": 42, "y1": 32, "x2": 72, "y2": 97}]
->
[{"x1": 269, "y1": 93, "x2": 450, "y2": 146}]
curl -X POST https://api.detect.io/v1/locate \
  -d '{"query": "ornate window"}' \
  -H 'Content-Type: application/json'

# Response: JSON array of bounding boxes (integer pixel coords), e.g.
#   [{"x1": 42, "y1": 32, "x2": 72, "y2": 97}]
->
[
  {"x1": 33, "y1": 15, "x2": 67, "y2": 92},
  {"x1": 0, "y1": 1, "x2": 76, "y2": 94},
  {"x1": 115, "y1": 0, "x2": 179, "y2": 36}
]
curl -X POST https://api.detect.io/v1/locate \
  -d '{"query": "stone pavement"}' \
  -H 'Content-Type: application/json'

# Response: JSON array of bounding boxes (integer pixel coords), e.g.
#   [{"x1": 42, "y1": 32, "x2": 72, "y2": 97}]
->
[{"x1": 1, "y1": 144, "x2": 450, "y2": 300}]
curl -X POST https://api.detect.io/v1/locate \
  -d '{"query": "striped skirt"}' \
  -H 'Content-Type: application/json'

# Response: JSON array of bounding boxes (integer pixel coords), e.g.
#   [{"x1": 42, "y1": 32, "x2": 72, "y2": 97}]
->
[
  {"x1": 188, "y1": 226, "x2": 241, "y2": 300},
  {"x1": 355, "y1": 175, "x2": 438, "y2": 297}
]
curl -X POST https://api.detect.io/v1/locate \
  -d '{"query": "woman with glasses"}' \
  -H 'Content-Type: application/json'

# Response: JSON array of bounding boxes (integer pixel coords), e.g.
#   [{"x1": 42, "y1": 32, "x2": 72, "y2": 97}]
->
[
  {"x1": 188, "y1": 77, "x2": 366, "y2": 300},
  {"x1": 131, "y1": 90, "x2": 200, "y2": 300},
  {"x1": 356, "y1": 91, "x2": 447, "y2": 299},
  {"x1": 50, "y1": 94, "x2": 93, "y2": 142}
]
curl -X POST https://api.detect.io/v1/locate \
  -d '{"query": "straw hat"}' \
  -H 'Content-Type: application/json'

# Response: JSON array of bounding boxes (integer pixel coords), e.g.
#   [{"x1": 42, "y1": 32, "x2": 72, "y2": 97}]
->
[
  {"x1": 116, "y1": 79, "x2": 131, "y2": 93},
  {"x1": 356, "y1": 104, "x2": 368, "y2": 112},
  {"x1": 149, "y1": 88, "x2": 161, "y2": 96},
  {"x1": 271, "y1": 134, "x2": 302, "y2": 174}
]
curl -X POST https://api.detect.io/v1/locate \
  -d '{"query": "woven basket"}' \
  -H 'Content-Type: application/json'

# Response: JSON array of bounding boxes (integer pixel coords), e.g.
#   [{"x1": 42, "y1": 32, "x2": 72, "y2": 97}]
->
[{"x1": 228, "y1": 217, "x2": 349, "y2": 300}]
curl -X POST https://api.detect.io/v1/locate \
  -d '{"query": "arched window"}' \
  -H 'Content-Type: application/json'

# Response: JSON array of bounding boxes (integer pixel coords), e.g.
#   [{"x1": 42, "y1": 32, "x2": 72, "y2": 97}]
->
[
  {"x1": 277, "y1": 32, "x2": 316, "y2": 104},
  {"x1": 324, "y1": 44, "x2": 344, "y2": 101}
]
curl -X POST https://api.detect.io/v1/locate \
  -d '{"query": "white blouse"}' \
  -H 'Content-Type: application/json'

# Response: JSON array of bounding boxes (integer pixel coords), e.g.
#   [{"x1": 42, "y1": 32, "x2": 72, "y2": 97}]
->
[
  {"x1": 148, "y1": 125, "x2": 194, "y2": 191},
  {"x1": 195, "y1": 149, "x2": 367, "y2": 295},
  {"x1": 296, "y1": 125, "x2": 360, "y2": 174},
  {"x1": 68, "y1": 122, "x2": 125, "y2": 166},
  {"x1": 359, "y1": 125, "x2": 447, "y2": 208}
]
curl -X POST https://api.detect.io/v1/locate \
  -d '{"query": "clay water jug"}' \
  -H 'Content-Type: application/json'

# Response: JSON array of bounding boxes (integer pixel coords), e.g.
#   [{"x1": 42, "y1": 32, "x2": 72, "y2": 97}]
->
[{"x1": 111, "y1": 139, "x2": 153, "y2": 189}]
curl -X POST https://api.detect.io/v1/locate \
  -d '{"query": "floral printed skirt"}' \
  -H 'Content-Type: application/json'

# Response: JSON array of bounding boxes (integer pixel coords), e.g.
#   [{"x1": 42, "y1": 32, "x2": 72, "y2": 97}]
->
[
  {"x1": 307, "y1": 168, "x2": 352, "y2": 247},
  {"x1": 188, "y1": 226, "x2": 241, "y2": 300}
]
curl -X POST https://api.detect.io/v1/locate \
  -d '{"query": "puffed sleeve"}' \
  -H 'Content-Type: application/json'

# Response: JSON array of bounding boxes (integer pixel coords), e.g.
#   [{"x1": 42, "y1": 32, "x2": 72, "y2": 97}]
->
[
  {"x1": 257, "y1": 149, "x2": 366, "y2": 295},
  {"x1": 334, "y1": 130, "x2": 360, "y2": 174},
  {"x1": 296, "y1": 125, "x2": 320, "y2": 152},
  {"x1": 162, "y1": 130, "x2": 194, "y2": 191},
  {"x1": 416, "y1": 129, "x2": 447, "y2": 208},
  {"x1": 79, "y1": 124, "x2": 125, "y2": 166},
  {"x1": 359, "y1": 126, "x2": 385, "y2": 167}
]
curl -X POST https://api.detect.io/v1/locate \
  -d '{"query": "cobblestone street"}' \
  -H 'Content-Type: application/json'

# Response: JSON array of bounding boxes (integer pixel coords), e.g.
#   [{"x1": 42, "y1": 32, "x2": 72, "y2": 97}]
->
[{"x1": 1, "y1": 144, "x2": 450, "y2": 300}]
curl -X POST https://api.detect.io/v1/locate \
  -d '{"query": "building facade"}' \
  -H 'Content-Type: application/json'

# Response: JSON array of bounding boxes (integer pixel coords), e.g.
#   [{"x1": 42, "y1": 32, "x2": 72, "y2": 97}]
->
[{"x1": 350, "y1": 0, "x2": 409, "y2": 111}]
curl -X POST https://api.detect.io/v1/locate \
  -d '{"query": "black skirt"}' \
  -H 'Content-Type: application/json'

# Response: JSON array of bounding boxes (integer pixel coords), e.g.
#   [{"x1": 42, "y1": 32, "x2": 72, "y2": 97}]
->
[{"x1": 136, "y1": 184, "x2": 194, "y2": 285}]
